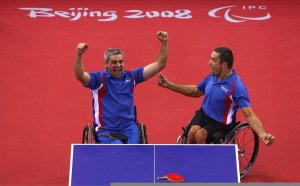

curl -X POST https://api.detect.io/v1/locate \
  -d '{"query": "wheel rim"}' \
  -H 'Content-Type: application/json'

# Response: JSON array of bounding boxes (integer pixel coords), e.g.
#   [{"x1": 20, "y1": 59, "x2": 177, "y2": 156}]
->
[{"x1": 227, "y1": 125, "x2": 259, "y2": 179}]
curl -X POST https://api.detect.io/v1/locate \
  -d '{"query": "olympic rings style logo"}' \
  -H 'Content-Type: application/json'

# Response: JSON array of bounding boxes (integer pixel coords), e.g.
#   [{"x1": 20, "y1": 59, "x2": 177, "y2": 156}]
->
[{"x1": 208, "y1": 5, "x2": 271, "y2": 23}]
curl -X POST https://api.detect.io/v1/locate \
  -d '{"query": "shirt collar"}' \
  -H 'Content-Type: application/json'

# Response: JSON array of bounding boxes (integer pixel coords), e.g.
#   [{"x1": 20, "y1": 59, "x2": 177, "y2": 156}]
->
[
  {"x1": 104, "y1": 69, "x2": 125, "y2": 79},
  {"x1": 214, "y1": 69, "x2": 237, "y2": 84},
  {"x1": 223, "y1": 69, "x2": 236, "y2": 83},
  {"x1": 104, "y1": 69, "x2": 111, "y2": 78}
]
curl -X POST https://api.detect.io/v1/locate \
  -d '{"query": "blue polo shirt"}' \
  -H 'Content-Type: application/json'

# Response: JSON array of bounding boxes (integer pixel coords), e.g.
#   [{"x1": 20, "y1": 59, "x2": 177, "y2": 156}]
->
[
  {"x1": 87, "y1": 68, "x2": 144, "y2": 132},
  {"x1": 197, "y1": 70, "x2": 251, "y2": 124}
]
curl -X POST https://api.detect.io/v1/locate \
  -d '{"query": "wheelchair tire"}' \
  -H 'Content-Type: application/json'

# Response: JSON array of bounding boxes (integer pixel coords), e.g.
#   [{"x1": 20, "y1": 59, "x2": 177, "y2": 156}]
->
[
  {"x1": 176, "y1": 134, "x2": 185, "y2": 144},
  {"x1": 82, "y1": 123, "x2": 93, "y2": 144},
  {"x1": 176, "y1": 127, "x2": 188, "y2": 144},
  {"x1": 138, "y1": 122, "x2": 148, "y2": 144},
  {"x1": 224, "y1": 122, "x2": 259, "y2": 179}
]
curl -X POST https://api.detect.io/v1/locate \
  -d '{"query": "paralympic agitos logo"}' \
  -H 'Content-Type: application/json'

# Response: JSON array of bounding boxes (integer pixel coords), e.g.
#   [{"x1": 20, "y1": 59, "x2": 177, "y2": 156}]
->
[{"x1": 208, "y1": 5, "x2": 271, "y2": 23}]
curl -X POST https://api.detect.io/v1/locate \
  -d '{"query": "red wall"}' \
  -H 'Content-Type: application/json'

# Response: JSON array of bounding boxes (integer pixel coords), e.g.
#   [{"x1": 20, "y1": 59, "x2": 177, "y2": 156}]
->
[{"x1": 1, "y1": 0, "x2": 300, "y2": 184}]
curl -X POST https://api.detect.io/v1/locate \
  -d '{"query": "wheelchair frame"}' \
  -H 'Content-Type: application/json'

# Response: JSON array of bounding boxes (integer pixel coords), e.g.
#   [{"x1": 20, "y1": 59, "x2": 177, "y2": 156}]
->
[
  {"x1": 176, "y1": 121, "x2": 259, "y2": 179},
  {"x1": 82, "y1": 122, "x2": 148, "y2": 144},
  {"x1": 82, "y1": 106, "x2": 148, "y2": 144}
]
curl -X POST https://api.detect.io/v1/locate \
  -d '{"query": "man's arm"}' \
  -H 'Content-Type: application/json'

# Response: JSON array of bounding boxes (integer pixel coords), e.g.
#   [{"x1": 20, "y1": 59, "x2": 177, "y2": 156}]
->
[
  {"x1": 143, "y1": 31, "x2": 168, "y2": 80},
  {"x1": 158, "y1": 73, "x2": 204, "y2": 98},
  {"x1": 74, "y1": 43, "x2": 90, "y2": 87},
  {"x1": 241, "y1": 107, "x2": 275, "y2": 145}
]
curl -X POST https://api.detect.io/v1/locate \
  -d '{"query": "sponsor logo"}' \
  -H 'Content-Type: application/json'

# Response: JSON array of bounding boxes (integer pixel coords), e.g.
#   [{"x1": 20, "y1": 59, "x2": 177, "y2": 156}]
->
[{"x1": 208, "y1": 5, "x2": 271, "y2": 23}]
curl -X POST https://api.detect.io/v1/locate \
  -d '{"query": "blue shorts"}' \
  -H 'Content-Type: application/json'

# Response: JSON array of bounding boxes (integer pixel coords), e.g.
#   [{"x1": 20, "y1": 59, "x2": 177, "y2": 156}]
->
[{"x1": 96, "y1": 124, "x2": 139, "y2": 144}]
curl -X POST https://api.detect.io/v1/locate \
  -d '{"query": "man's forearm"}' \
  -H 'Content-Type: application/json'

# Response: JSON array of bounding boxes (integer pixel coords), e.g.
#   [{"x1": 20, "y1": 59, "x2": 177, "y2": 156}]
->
[
  {"x1": 166, "y1": 82, "x2": 201, "y2": 97},
  {"x1": 74, "y1": 53, "x2": 85, "y2": 80},
  {"x1": 156, "y1": 42, "x2": 168, "y2": 68},
  {"x1": 246, "y1": 112, "x2": 266, "y2": 138},
  {"x1": 74, "y1": 43, "x2": 90, "y2": 86},
  {"x1": 143, "y1": 41, "x2": 168, "y2": 80}
]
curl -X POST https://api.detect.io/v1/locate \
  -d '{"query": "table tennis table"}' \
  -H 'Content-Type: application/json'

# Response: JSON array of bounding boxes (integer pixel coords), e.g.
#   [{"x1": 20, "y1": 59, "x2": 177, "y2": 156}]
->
[{"x1": 69, "y1": 144, "x2": 240, "y2": 186}]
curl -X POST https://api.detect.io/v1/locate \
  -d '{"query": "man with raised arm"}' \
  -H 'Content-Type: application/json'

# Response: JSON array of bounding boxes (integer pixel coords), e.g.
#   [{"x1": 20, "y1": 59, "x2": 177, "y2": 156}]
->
[{"x1": 74, "y1": 31, "x2": 168, "y2": 144}]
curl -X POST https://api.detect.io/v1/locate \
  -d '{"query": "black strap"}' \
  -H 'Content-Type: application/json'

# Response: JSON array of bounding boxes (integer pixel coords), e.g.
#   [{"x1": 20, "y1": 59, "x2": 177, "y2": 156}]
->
[{"x1": 99, "y1": 132, "x2": 128, "y2": 143}]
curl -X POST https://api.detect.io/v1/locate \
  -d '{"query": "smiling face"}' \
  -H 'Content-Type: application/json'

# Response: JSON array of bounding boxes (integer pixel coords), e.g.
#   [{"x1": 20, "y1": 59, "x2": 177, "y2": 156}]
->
[{"x1": 105, "y1": 54, "x2": 124, "y2": 78}]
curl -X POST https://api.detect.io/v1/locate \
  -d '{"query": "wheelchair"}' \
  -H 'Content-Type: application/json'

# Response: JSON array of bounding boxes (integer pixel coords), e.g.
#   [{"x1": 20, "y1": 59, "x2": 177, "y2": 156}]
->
[
  {"x1": 176, "y1": 120, "x2": 259, "y2": 179},
  {"x1": 82, "y1": 106, "x2": 148, "y2": 144}
]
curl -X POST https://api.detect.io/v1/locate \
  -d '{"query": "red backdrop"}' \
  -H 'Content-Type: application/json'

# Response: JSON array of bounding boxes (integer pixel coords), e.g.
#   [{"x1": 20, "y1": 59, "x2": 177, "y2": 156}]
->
[{"x1": 1, "y1": 0, "x2": 300, "y2": 185}]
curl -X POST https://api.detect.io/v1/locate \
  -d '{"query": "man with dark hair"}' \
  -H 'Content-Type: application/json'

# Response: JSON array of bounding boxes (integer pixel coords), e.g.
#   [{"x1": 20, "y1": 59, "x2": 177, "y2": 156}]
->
[
  {"x1": 74, "y1": 31, "x2": 168, "y2": 144},
  {"x1": 158, "y1": 47, "x2": 275, "y2": 145},
  {"x1": 214, "y1": 47, "x2": 234, "y2": 68}
]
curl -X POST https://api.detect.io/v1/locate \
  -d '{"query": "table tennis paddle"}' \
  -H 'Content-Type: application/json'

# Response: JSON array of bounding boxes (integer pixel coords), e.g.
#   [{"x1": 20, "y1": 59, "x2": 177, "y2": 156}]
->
[{"x1": 157, "y1": 173, "x2": 184, "y2": 182}]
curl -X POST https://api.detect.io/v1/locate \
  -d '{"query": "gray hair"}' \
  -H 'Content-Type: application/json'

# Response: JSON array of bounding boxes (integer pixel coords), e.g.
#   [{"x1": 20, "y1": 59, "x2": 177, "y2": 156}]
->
[{"x1": 104, "y1": 48, "x2": 124, "y2": 63}]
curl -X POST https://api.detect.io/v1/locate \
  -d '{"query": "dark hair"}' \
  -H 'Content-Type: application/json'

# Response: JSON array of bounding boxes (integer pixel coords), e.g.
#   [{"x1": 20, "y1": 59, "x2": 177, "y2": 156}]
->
[
  {"x1": 104, "y1": 48, "x2": 124, "y2": 63},
  {"x1": 214, "y1": 47, "x2": 234, "y2": 69}
]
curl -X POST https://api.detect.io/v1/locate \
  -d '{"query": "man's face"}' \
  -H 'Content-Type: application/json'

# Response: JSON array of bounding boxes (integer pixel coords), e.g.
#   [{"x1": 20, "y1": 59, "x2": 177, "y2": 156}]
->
[
  {"x1": 209, "y1": 51, "x2": 223, "y2": 76},
  {"x1": 106, "y1": 54, "x2": 124, "y2": 78}
]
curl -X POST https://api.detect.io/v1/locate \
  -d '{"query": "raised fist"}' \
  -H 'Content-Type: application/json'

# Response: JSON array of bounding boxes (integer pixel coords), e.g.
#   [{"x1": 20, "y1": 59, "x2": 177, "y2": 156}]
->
[
  {"x1": 77, "y1": 43, "x2": 89, "y2": 55},
  {"x1": 157, "y1": 31, "x2": 168, "y2": 42}
]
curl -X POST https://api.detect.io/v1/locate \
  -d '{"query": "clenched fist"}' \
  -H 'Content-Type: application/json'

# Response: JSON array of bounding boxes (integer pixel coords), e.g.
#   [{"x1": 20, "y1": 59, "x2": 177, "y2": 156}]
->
[
  {"x1": 262, "y1": 133, "x2": 276, "y2": 146},
  {"x1": 157, "y1": 31, "x2": 168, "y2": 42},
  {"x1": 77, "y1": 43, "x2": 89, "y2": 55}
]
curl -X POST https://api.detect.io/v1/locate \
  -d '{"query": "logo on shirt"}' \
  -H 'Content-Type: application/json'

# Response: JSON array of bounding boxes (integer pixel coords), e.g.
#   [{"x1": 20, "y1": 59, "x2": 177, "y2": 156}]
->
[
  {"x1": 221, "y1": 85, "x2": 229, "y2": 93},
  {"x1": 125, "y1": 78, "x2": 131, "y2": 84}
]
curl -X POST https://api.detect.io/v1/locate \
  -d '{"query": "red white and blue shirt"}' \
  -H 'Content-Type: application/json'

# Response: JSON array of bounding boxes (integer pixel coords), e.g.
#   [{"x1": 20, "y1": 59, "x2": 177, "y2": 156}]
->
[
  {"x1": 87, "y1": 68, "x2": 144, "y2": 132},
  {"x1": 197, "y1": 70, "x2": 251, "y2": 125}
]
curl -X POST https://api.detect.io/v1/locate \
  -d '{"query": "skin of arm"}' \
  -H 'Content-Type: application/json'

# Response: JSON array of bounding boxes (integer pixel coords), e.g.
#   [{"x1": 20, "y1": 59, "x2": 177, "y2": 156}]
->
[
  {"x1": 143, "y1": 31, "x2": 168, "y2": 80},
  {"x1": 158, "y1": 73, "x2": 204, "y2": 98},
  {"x1": 74, "y1": 43, "x2": 90, "y2": 87},
  {"x1": 241, "y1": 107, "x2": 275, "y2": 145}
]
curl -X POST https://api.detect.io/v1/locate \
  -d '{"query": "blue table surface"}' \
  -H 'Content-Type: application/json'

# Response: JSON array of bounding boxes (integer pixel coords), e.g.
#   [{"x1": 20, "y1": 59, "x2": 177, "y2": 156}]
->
[{"x1": 69, "y1": 144, "x2": 239, "y2": 186}]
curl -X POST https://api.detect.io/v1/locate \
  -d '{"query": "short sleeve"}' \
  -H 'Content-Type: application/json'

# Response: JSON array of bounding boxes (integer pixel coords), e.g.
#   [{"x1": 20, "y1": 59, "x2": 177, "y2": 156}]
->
[
  {"x1": 197, "y1": 74, "x2": 211, "y2": 93},
  {"x1": 87, "y1": 72, "x2": 101, "y2": 90},
  {"x1": 233, "y1": 80, "x2": 251, "y2": 108},
  {"x1": 131, "y1": 67, "x2": 145, "y2": 84}
]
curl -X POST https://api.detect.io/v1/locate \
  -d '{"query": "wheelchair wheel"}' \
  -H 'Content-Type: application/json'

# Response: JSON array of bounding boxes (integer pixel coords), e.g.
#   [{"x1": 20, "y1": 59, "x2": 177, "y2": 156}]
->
[
  {"x1": 176, "y1": 127, "x2": 188, "y2": 144},
  {"x1": 176, "y1": 134, "x2": 186, "y2": 144},
  {"x1": 224, "y1": 122, "x2": 259, "y2": 179},
  {"x1": 82, "y1": 123, "x2": 93, "y2": 144}
]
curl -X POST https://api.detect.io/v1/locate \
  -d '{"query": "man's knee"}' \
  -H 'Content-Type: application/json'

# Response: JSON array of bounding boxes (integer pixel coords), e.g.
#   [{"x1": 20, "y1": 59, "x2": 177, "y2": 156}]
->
[
  {"x1": 189, "y1": 125, "x2": 201, "y2": 135},
  {"x1": 195, "y1": 129, "x2": 208, "y2": 143}
]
